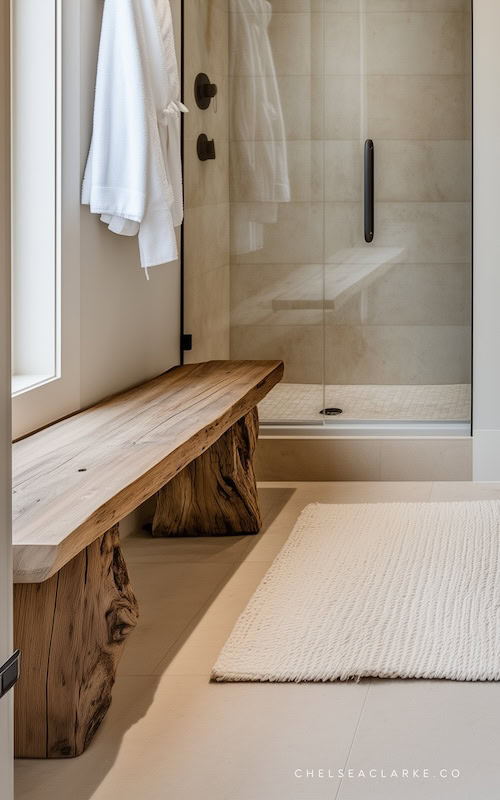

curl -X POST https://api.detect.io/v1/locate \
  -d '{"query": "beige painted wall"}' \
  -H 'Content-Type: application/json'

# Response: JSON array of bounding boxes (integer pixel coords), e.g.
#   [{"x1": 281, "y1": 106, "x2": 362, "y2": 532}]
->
[
  {"x1": 79, "y1": 0, "x2": 182, "y2": 409},
  {"x1": 183, "y1": 0, "x2": 230, "y2": 363},
  {"x1": 77, "y1": 1, "x2": 182, "y2": 535}
]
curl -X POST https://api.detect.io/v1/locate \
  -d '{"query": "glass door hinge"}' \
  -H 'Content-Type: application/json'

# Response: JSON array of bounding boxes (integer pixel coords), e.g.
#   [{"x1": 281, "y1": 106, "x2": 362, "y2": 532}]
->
[
  {"x1": 0, "y1": 650, "x2": 21, "y2": 699},
  {"x1": 182, "y1": 334, "x2": 193, "y2": 352}
]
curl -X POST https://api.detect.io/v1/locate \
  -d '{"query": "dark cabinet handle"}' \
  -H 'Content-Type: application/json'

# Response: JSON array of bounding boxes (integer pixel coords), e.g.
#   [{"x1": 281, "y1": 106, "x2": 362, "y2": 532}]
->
[{"x1": 364, "y1": 139, "x2": 374, "y2": 243}]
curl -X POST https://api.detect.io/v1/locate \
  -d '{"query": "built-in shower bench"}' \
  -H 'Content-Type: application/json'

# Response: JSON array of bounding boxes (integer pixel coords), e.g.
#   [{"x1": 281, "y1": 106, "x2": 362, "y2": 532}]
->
[{"x1": 12, "y1": 359, "x2": 283, "y2": 759}]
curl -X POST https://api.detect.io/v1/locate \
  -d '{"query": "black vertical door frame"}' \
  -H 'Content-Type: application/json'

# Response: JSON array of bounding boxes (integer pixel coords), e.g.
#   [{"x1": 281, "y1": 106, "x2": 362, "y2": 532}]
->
[{"x1": 179, "y1": 0, "x2": 185, "y2": 365}]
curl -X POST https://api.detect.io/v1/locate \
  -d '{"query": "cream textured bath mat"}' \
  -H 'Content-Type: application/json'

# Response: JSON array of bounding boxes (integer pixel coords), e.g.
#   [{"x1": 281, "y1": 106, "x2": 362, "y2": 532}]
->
[{"x1": 212, "y1": 501, "x2": 500, "y2": 682}]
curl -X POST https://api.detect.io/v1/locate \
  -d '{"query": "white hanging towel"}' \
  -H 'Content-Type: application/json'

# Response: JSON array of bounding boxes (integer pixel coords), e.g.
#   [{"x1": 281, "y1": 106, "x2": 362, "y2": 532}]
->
[{"x1": 82, "y1": 0, "x2": 187, "y2": 272}]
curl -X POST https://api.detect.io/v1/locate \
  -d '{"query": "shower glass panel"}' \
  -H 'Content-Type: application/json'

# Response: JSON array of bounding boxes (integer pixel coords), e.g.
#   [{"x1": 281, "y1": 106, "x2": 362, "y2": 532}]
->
[
  {"x1": 229, "y1": 1, "x2": 472, "y2": 429},
  {"x1": 229, "y1": 0, "x2": 325, "y2": 422}
]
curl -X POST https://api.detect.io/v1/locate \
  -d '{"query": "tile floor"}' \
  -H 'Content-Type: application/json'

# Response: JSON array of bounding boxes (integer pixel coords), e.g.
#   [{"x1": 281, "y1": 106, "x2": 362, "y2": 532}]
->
[
  {"x1": 15, "y1": 481, "x2": 500, "y2": 800},
  {"x1": 259, "y1": 382, "x2": 472, "y2": 422}
]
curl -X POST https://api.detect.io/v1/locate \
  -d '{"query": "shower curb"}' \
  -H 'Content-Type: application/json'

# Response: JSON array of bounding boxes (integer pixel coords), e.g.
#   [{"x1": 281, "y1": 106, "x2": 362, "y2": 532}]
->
[{"x1": 256, "y1": 435, "x2": 472, "y2": 482}]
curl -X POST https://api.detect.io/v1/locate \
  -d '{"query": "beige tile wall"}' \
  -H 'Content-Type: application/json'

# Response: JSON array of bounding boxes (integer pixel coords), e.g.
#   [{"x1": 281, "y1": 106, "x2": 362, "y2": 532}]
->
[
  {"x1": 184, "y1": 0, "x2": 230, "y2": 363},
  {"x1": 229, "y1": 2, "x2": 472, "y2": 388},
  {"x1": 256, "y1": 436, "x2": 473, "y2": 482}
]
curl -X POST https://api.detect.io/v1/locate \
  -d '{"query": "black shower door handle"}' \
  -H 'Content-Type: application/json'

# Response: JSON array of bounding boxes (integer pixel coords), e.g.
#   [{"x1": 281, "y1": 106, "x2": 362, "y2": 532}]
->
[{"x1": 364, "y1": 139, "x2": 374, "y2": 243}]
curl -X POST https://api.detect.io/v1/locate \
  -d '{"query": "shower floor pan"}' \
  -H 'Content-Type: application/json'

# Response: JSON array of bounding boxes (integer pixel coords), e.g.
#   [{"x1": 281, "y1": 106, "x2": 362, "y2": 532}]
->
[{"x1": 259, "y1": 383, "x2": 471, "y2": 427}]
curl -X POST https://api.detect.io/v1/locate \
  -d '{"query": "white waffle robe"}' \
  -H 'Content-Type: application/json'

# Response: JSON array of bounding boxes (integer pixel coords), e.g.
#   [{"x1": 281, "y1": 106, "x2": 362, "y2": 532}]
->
[{"x1": 82, "y1": 0, "x2": 186, "y2": 273}]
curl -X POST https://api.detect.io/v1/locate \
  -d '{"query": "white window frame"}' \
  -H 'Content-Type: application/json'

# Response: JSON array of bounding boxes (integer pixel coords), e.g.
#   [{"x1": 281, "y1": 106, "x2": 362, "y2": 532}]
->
[{"x1": 11, "y1": 0, "x2": 80, "y2": 439}]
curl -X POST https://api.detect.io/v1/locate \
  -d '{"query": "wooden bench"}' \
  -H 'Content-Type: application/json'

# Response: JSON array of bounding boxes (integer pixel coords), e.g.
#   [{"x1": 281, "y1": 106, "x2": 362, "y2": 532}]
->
[{"x1": 12, "y1": 359, "x2": 283, "y2": 759}]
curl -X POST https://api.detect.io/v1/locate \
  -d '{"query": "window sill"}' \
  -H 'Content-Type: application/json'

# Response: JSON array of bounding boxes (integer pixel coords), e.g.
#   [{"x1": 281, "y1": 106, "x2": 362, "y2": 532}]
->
[{"x1": 12, "y1": 374, "x2": 56, "y2": 397}]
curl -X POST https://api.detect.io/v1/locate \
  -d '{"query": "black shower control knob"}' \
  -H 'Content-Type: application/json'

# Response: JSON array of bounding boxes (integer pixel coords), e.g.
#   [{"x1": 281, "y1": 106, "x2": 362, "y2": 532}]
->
[
  {"x1": 195, "y1": 73, "x2": 218, "y2": 109},
  {"x1": 197, "y1": 134, "x2": 216, "y2": 161},
  {"x1": 204, "y1": 83, "x2": 217, "y2": 99}
]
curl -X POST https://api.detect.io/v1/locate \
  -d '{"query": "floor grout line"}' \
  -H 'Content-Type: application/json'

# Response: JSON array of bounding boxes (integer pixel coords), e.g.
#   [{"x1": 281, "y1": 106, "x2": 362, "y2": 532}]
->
[{"x1": 334, "y1": 681, "x2": 372, "y2": 800}]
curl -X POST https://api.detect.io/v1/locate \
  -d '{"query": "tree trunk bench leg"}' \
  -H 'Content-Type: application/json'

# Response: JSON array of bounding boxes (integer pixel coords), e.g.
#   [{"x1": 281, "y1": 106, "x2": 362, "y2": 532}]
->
[
  {"x1": 14, "y1": 525, "x2": 138, "y2": 759},
  {"x1": 153, "y1": 407, "x2": 262, "y2": 537}
]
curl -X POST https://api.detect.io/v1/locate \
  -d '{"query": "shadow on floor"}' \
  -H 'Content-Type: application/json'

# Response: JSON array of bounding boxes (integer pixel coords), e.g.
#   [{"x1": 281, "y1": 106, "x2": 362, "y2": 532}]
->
[{"x1": 14, "y1": 487, "x2": 296, "y2": 800}]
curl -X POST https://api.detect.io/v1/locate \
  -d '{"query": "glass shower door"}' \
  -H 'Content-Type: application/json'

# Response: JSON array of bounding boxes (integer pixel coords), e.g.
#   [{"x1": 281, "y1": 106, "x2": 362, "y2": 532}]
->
[
  {"x1": 322, "y1": 1, "x2": 472, "y2": 426},
  {"x1": 229, "y1": 1, "x2": 326, "y2": 425},
  {"x1": 228, "y1": 1, "x2": 472, "y2": 429}
]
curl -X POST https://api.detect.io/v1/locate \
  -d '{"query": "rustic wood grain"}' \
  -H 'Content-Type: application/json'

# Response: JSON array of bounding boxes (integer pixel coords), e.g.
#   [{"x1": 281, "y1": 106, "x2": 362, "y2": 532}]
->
[
  {"x1": 153, "y1": 408, "x2": 261, "y2": 537},
  {"x1": 14, "y1": 526, "x2": 138, "y2": 758},
  {"x1": 13, "y1": 360, "x2": 283, "y2": 582},
  {"x1": 13, "y1": 578, "x2": 57, "y2": 758}
]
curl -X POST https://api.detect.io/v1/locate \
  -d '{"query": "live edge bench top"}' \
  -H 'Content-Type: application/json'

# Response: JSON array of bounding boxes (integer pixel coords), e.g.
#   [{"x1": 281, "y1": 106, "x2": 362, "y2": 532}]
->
[{"x1": 13, "y1": 360, "x2": 284, "y2": 584}]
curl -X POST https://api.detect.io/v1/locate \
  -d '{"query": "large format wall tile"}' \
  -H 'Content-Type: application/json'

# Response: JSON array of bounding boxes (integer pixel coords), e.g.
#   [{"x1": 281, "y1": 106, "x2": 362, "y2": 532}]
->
[
  {"x1": 268, "y1": 1, "x2": 323, "y2": 11},
  {"x1": 230, "y1": 141, "x2": 323, "y2": 203},
  {"x1": 232, "y1": 202, "x2": 323, "y2": 264},
  {"x1": 185, "y1": 265, "x2": 231, "y2": 364},
  {"x1": 323, "y1": 202, "x2": 364, "y2": 260},
  {"x1": 324, "y1": 0, "x2": 468, "y2": 10},
  {"x1": 324, "y1": 324, "x2": 471, "y2": 384},
  {"x1": 184, "y1": 0, "x2": 230, "y2": 362},
  {"x1": 324, "y1": 141, "x2": 363, "y2": 201},
  {"x1": 231, "y1": 263, "x2": 324, "y2": 326},
  {"x1": 185, "y1": 0, "x2": 228, "y2": 80},
  {"x1": 380, "y1": 439, "x2": 472, "y2": 481},
  {"x1": 325, "y1": 263, "x2": 471, "y2": 327},
  {"x1": 267, "y1": 12, "x2": 312, "y2": 76},
  {"x1": 230, "y1": 76, "x2": 320, "y2": 141},
  {"x1": 185, "y1": 138, "x2": 229, "y2": 209},
  {"x1": 256, "y1": 438, "x2": 383, "y2": 482},
  {"x1": 365, "y1": 12, "x2": 466, "y2": 76},
  {"x1": 323, "y1": 13, "x2": 361, "y2": 76},
  {"x1": 231, "y1": 11, "x2": 312, "y2": 77},
  {"x1": 185, "y1": 204, "x2": 230, "y2": 275},
  {"x1": 367, "y1": 76, "x2": 466, "y2": 140},
  {"x1": 324, "y1": 202, "x2": 471, "y2": 265},
  {"x1": 325, "y1": 140, "x2": 471, "y2": 204},
  {"x1": 323, "y1": 76, "x2": 361, "y2": 140},
  {"x1": 375, "y1": 140, "x2": 471, "y2": 202},
  {"x1": 375, "y1": 202, "x2": 471, "y2": 264},
  {"x1": 231, "y1": 325, "x2": 324, "y2": 384},
  {"x1": 289, "y1": 10, "x2": 467, "y2": 77}
]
